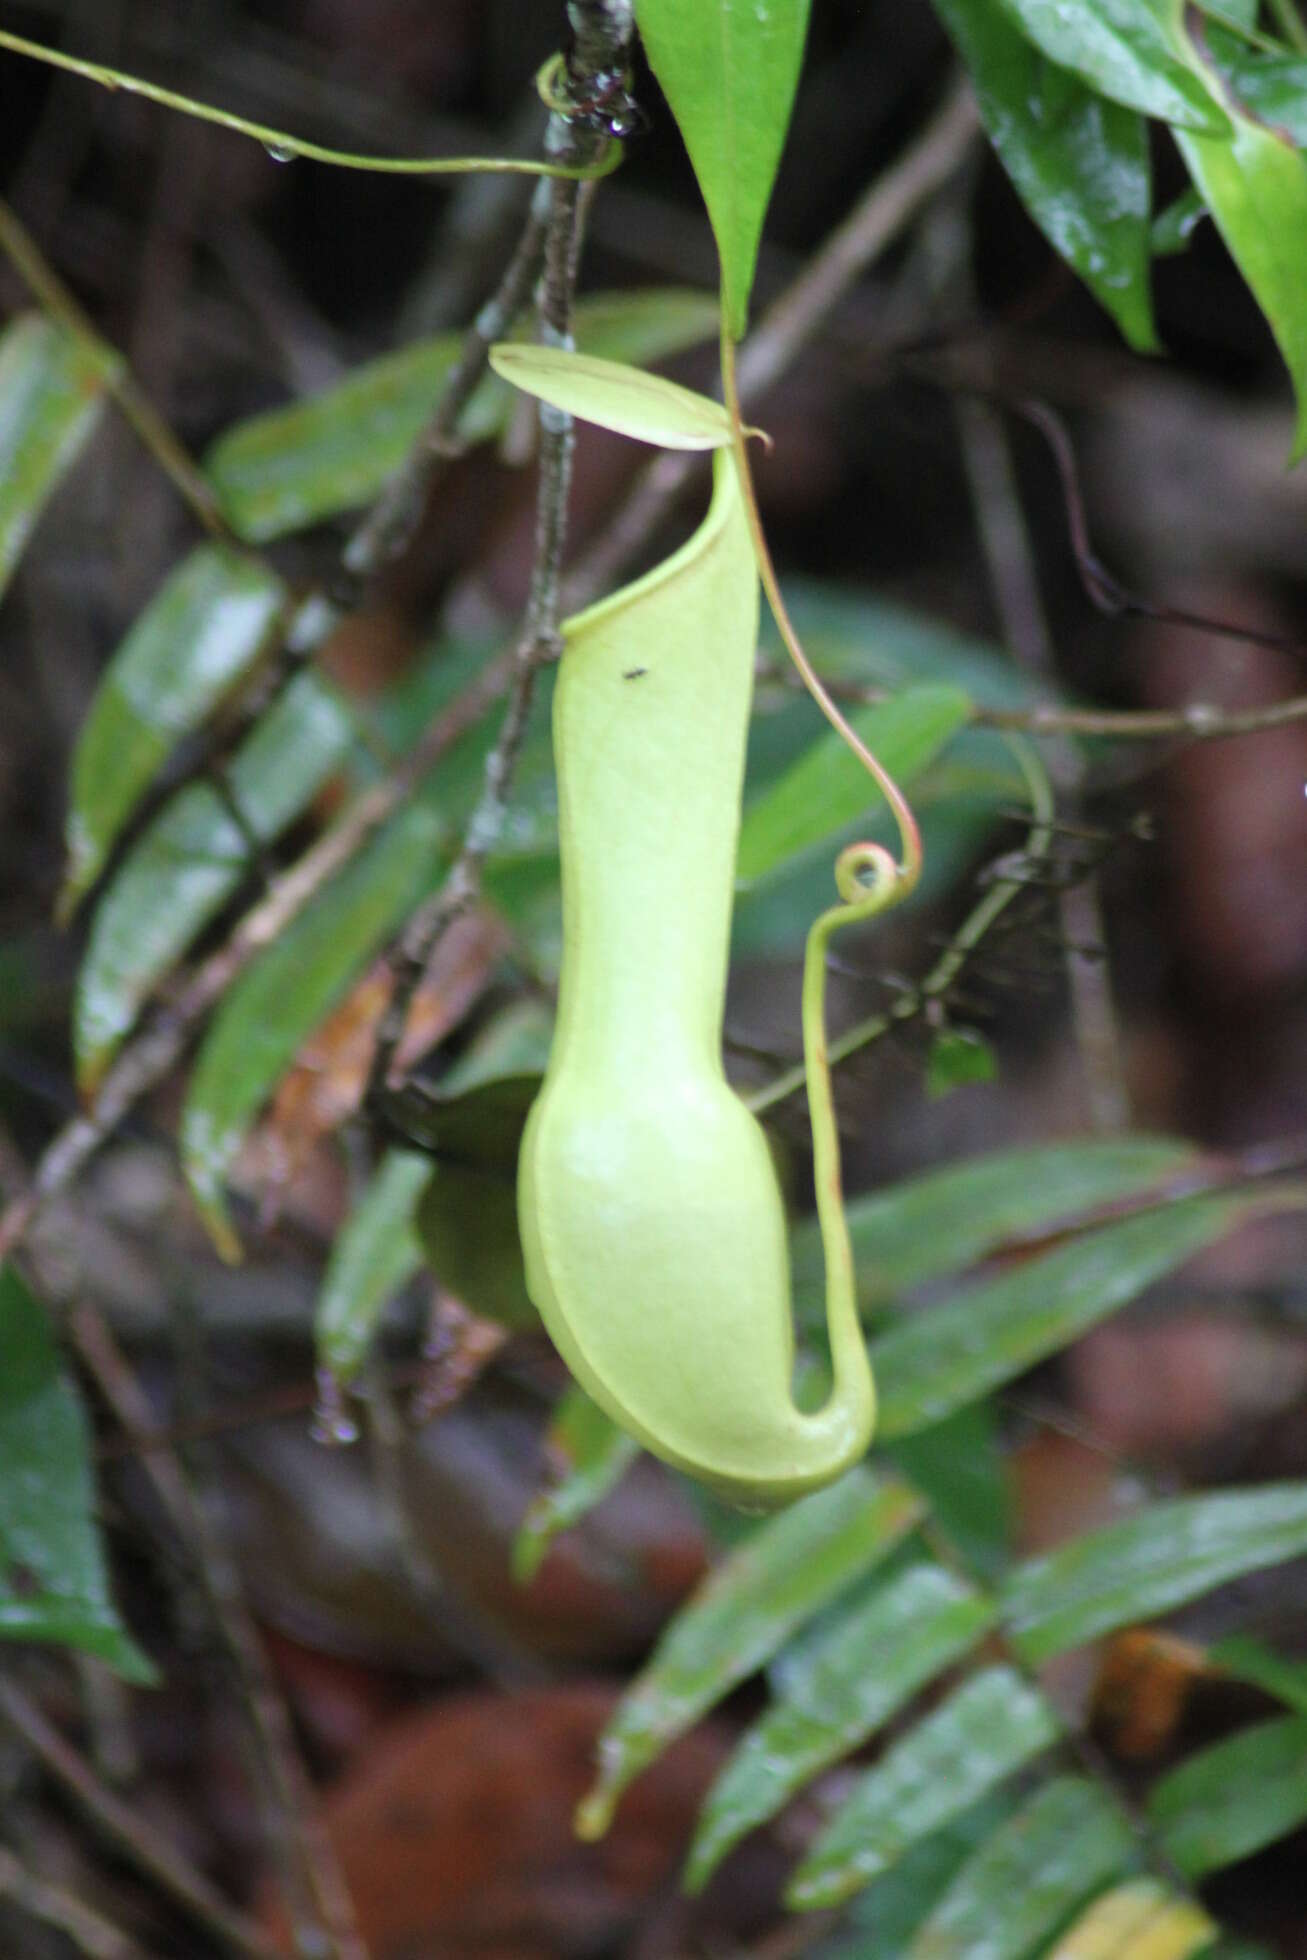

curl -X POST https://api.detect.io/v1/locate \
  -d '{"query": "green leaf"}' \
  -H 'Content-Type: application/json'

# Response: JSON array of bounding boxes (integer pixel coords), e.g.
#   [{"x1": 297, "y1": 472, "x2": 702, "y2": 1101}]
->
[
  {"x1": 1150, "y1": 1714, "x2": 1307, "y2": 1878},
  {"x1": 315, "y1": 1149, "x2": 430, "y2": 1383},
  {"x1": 62, "y1": 544, "x2": 286, "y2": 912},
  {"x1": 907, "y1": 1775, "x2": 1135, "y2": 1960},
  {"x1": 890, "y1": 1403, "x2": 1012, "y2": 1585},
  {"x1": 925, "y1": 1027, "x2": 999, "y2": 1100},
  {"x1": 574, "y1": 1467, "x2": 925, "y2": 1839},
  {"x1": 735, "y1": 684, "x2": 972, "y2": 888},
  {"x1": 1207, "y1": 32, "x2": 1307, "y2": 145},
  {"x1": 934, "y1": 0, "x2": 1157, "y2": 349},
  {"x1": 1152, "y1": 185, "x2": 1208, "y2": 255},
  {"x1": 488, "y1": 344, "x2": 736, "y2": 447},
  {"x1": 0, "y1": 313, "x2": 116, "y2": 601},
  {"x1": 685, "y1": 1563, "x2": 996, "y2": 1891},
  {"x1": 1213, "y1": 1633, "x2": 1307, "y2": 1715},
  {"x1": 74, "y1": 670, "x2": 355, "y2": 1092},
  {"x1": 791, "y1": 1136, "x2": 1196, "y2": 1318},
  {"x1": 204, "y1": 288, "x2": 720, "y2": 542},
  {"x1": 985, "y1": 0, "x2": 1228, "y2": 130},
  {"x1": 787, "y1": 1666, "x2": 1060, "y2": 1911},
  {"x1": 511, "y1": 1386, "x2": 641, "y2": 1583},
  {"x1": 820, "y1": 1790, "x2": 1026, "y2": 1958},
  {"x1": 872, "y1": 1190, "x2": 1253, "y2": 1439},
  {"x1": 635, "y1": 0, "x2": 812, "y2": 338},
  {"x1": 1174, "y1": 113, "x2": 1307, "y2": 458},
  {"x1": 0, "y1": 1265, "x2": 154, "y2": 1682},
  {"x1": 1003, "y1": 1481, "x2": 1307, "y2": 1663},
  {"x1": 181, "y1": 790, "x2": 450, "y2": 1259}
]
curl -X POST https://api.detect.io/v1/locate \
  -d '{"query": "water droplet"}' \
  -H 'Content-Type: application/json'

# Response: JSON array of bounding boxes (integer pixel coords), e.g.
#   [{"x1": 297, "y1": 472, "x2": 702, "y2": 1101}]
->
[{"x1": 264, "y1": 141, "x2": 296, "y2": 164}]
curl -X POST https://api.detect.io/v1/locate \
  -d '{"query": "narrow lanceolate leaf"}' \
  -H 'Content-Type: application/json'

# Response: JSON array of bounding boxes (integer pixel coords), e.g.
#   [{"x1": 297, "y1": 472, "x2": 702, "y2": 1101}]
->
[
  {"x1": 1150, "y1": 1714, "x2": 1307, "y2": 1879},
  {"x1": 205, "y1": 288, "x2": 720, "y2": 542},
  {"x1": 512, "y1": 1387, "x2": 642, "y2": 1584},
  {"x1": 636, "y1": 0, "x2": 812, "y2": 338},
  {"x1": 933, "y1": 0, "x2": 1156, "y2": 349},
  {"x1": 790, "y1": 1135, "x2": 1196, "y2": 1317},
  {"x1": 1003, "y1": 1482, "x2": 1307, "y2": 1663},
  {"x1": 1213, "y1": 1634, "x2": 1307, "y2": 1716},
  {"x1": 488, "y1": 345, "x2": 735, "y2": 449},
  {"x1": 685, "y1": 1564, "x2": 995, "y2": 1892},
  {"x1": 1174, "y1": 115, "x2": 1307, "y2": 459},
  {"x1": 0, "y1": 313, "x2": 116, "y2": 600},
  {"x1": 74, "y1": 671, "x2": 354, "y2": 1092},
  {"x1": 62, "y1": 544, "x2": 286, "y2": 914},
  {"x1": 985, "y1": 0, "x2": 1227, "y2": 130},
  {"x1": 831, "y1": 1789, "x2": 1026, "y2": 1957},
  {"x1": 735, "y1": 684, "x2": 971, "y2": 887},
  {"x1": 315, "y1": 1150, "x2": 431, "y2": 1383},
  {"x1": 574, "y1": 1468, "x2": 925, "y2": 1840},
  {"x1": 787, "y1": 1666, "x2": 1060, "y2": 1910},
  {"x1": 1044, "y1": 1879, "x2": 1214, "y2": 1960},
  {"x1": 872, "y1": 1191, "x2": 1257, "y2": 1439},
  {"x1": 0, "y1": 1265, "x2": 153, "y2": 1682},
  {"x1": 908, "y1": 1776, "x2": 1135, "y2": 1960},
  {"x1": 181, "y1": 793, "x2": 449, "y2": 1259}
]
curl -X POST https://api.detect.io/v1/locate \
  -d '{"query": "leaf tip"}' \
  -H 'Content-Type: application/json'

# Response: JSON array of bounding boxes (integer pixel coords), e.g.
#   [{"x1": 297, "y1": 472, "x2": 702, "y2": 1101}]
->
[{"x1": 573, "y1": 1784, "x2": 616, "y2": 1842}]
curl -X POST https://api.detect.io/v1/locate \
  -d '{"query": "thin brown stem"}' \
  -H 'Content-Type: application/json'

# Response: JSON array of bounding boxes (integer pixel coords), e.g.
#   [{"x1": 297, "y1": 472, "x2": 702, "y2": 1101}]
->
[{"x1": 0, "y1": 1844, "x2": 153, "y2": 1960}]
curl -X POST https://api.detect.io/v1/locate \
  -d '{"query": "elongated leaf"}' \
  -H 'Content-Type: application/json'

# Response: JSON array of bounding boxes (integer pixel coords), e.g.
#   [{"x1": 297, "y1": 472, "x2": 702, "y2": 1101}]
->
[
  {"x1": 1003, "y1": 1481, "x2": 1307, "y2": 1663},
  {"x1": 62, "y1": 544, "x2": 286, "y2": 911},
  {"x1": 181, "y1": 792, "x2": 450, "y2": 1258},
  {"x1": 636, "y1": 0, "x2": 811, "y2": 338},
  {"x1": 1213, "y1": 37, "x2": 1307, "y2": 145},
  {"x1": 735, "y1": 684, "x2": 971, "y2": 887},
  {"x1": 0, "y1": 313, "x2": 116, "y2": 600},
  {"x1": 908, "y1": 1775, "x2": 1135, "y2": 1960},
  {"x1": 74, "y1": 670, "x2": 355, "y2": 1091},
  {"x1": 934, "y1": 0, "x2": 1156, "y2": 349},
  {"x1": 1150, "y1": 1714, "x2": 1307, "y2": 1878},
  {"x1": 512, "y1": 1386, "x2": 641, "y2": 1583},
  {"x1": 575, "y1": 1468, "x2": 925, "y2": 1839},
  {"x1": 891, "y1": 1404, "x2": 1012, "y2": 1585},
  {"x1": 1213, "y1": 1634, "x2": 1307, "y2": 1715},
  {"x1": 986, "y1": 0, "x2": 1227, "y2": 129},
  {"x1": 205, "y1": 288, "x2": 720, "y2": 542},
  {"x1": 489, "y1": 344, "x2": 734, "y2": 448},
  {"x1": 1174, "y1": 115, "x2": 1307, "y2": 458},
  {"x1": 873, "y1": 1190, "x2": 1254, "y2": 1440},
  {"x1": 791, "y1": 1137, "x2": 1196, "y2": 1319},
  {"x1": 315, "y1": 1149, "x2": 430, "y2": 1382},
  {"x1": 686, "y1": 1563, "x2": 995, "y2": 1891},
  {"x1": 0, "y1": 1265, "x2": 153, "y2": 1681},
  {"x1": 822, "y1": 1789, "x2": 1026, "y2": 1958},
  {"x1": 1044, "y1": 1879, "x2": 1214, "y2": 1960},
  {"x1": 787, "y1": 1666, "x2": 1060, "y2": 1910}
]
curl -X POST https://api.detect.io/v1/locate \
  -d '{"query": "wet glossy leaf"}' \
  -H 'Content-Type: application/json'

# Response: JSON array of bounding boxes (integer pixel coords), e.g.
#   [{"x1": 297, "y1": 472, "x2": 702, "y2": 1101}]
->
[
  {"x1": 735, "y1": 684, "x2": 971, "y2": 887},
  {"x1": 205, "y1": 288, "x2": 720, "y2": 542},
  {"x1": 872, "y1": 1190, "x2": 1252, "y2": 1439},
  {"x1": 1003, "y1": 1481, "x2": 1307, "y2": 1662},
  {"x1": 685, "y1": 1563, "x2": 995, "y2": 1891},
  {"x1": 315, "y1": 1149, "x2": 431, "y2": 1382},
  {"x1": 62, "y1": 544, "x2": 286, "y2": 912},
  {"x1": 1150, "y1": 1714, "x2": 1307, "y2": 1878},
  {"x1": 908, "y1": 1775, "x2": 1135, "y2": 1960},
  {"x1": 0, "y1": 1265, "x2": 153, "y2": 1681},
  {"x1": 985, "y1": 0, "x2": 1227, "y2": 130},
  {"x1": 1207, "y1": 31, "x2": 1307, "y2": 144},
  {"x1": 575, "y1": 1468, "x2": 925, "y2": 1839},
  {"x1": 819, "y1": 1789, "x2": 1026, "y2": 1958},
  {"x1": 489, "y1": 345, "x2": 735, "y2": 448},
  {"x1": 0, "y1": 313, "x2": 116, "y2": 600},
  {"x1": 512, "y1": 1386, "x2": 641, "y2": 1584},
  {"x1": 635, "y1": 0, "x2": 811, "y2": 338},
  {"x1": 935, "y1": 0, "x2": 1156, "y2": 348},
  {"x1": 787, "y1": 1666, "x2": 1059, "y2": 1910},
  {"x1": 73, "y1": 670, "x2": 354, "y2": 1091},
  {"x1": 1044, "y1": 1879, "x2": 1214, "y2": 1959}
]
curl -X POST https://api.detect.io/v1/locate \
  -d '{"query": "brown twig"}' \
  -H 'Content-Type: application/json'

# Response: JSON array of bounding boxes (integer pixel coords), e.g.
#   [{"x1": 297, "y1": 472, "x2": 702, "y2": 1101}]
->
[{"x1": 0, "y1": 1843, "x2": 154, "y2": 1960}]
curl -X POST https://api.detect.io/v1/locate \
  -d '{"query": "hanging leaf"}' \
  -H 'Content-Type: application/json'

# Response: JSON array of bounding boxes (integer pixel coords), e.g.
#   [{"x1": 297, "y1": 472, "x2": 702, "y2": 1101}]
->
[
  {"x1": 684, "y1": 1562, "x2": 995, "y2": 1891},
  {"x1": 825, "y1": 1788, "x2": 1028, "y2": 1957},
  {"x1": 979, "y1": 0, "x2": 1227, "y2": 130},
  {"x1": 1149, "y1": 1714, "x2": 1307, "y2": 1879},
  {"x1": 73, "y1": 670, "x2": 355, "y2": 1092},
  {"x1": 512, "y1": 1386, "x2": 642, "y2": 1583},
  {"x1": 314, "y1": 1149, "x2": 431, "y2": 1383},
  {"x1": 1003, "y1": 1481, "x2": 1307, "y2": 1663},
  {"x1": 62, "y1": 544, "x2": 286, "y2": 914},
  {"x1": 635, "y1": 0, "x2": 812, "y2": 338},
  {"x1": 1044, "y1": 1878, "x2": 1214, "y2": 1959},
  {"x1": 907, "y1": 1775, "x2": 1135, "y2": 1960},
  {"x1": 0, "y1": 313, "x2": 116, "y2": 600},
  {"x1": 488, "y1": 344, "x2": 738, "y2": 448},
  {"x1": 934, "y1": 0, "x2": 1157, "y2": 349},
  {"x1": 0, "y1": 1265, "x2": 153, "y2": 1682},
  {"x1": 575, "y1": 1468, "x2": 925, "y2": 1839},
  {"x1": 787, "y1": 1665, "x2": 1060, "y2": 1910}
]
